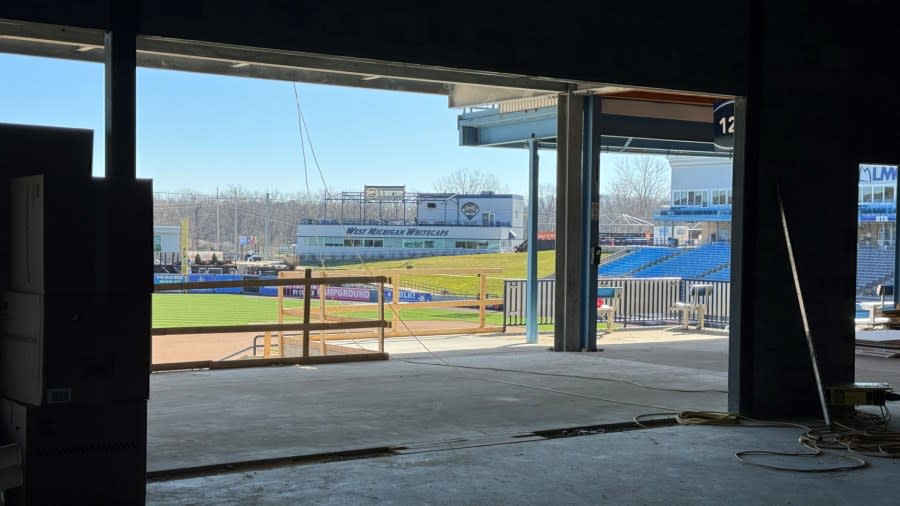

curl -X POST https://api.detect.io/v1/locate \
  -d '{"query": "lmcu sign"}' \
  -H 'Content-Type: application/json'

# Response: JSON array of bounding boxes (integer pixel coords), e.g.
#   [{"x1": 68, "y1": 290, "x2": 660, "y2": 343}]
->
[
  {"x1": 860, "y1": 164, "x2": 898, "y2": 184},
  {"x1": 345, "y1": 226, "x2": 449, "y2": 237}
]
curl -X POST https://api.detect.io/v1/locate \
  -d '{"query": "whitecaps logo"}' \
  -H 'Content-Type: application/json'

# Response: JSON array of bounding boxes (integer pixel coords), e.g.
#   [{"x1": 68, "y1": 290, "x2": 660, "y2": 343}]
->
[{"x1": 461, "y1": 202, "x2": 480, "y2": 220}]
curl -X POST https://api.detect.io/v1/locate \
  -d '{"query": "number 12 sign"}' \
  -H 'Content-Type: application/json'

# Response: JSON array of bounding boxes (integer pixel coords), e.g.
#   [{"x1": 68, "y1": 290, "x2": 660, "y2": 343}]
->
[{"x1": 713, "y1": 99, "x2": 735, "y2": 151}]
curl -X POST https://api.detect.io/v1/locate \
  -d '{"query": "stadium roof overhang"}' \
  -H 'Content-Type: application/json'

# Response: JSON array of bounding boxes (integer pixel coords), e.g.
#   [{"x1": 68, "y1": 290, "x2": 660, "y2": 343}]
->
[
  {"x1": 0, "y1": 19, "x2": 734, "y2": 143},
  {"x1": 457, "y1": 93, "x2": 733, "y2": 157},
  {"x1": 0, "y1": 19, "x2": 613, "y2": 98}
]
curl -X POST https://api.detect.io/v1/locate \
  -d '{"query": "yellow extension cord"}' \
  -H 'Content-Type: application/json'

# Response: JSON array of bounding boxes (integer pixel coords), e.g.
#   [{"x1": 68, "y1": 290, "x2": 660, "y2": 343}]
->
[{"x1": 635, "y1": 409, "x2": 899, "y2": 472}]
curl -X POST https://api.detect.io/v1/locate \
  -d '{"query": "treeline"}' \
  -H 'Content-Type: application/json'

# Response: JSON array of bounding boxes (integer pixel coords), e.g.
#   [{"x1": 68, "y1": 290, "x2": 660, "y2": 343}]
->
[
  {"x1": 153, "y1": 186, "x2": 322, "y2": 255},
  {"x1": 153, "y1": 186, "x2": 416, "y2": 255},
  {"x1": 154, "y1": 179, "x2": 563, "y2": 256}
]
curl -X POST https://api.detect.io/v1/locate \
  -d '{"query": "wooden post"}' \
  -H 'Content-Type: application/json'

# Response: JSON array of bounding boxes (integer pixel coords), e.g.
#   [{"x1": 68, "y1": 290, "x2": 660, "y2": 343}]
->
[
  {"x1": 320, "y1": 280, "x2": 327, "y2": 356},
  {"x1": 392, "y1": 273, "x2": 401, "y2": 336},
  {"x1": 263, "y1": 331, "x2": 272, "y2": 358},
  {"x1": 302, "y1": 268, "x2": 311, "y2": 357},
  {"x1": 277, "y1": 272, "x2": 285, "y2": 356},
  {"x1": 378, "y1": 279, "x2": 385, "y2": 353},
  {"x1": 479, "y1": 271, "x2": 487, "y2": 328}
]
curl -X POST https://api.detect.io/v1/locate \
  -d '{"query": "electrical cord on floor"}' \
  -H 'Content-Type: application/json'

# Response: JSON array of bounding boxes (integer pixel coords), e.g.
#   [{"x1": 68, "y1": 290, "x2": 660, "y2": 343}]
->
[
  {"x1": 317, "y1": 257, "x2": 898, "y2": 465},
  {"x1": 634, "y1": 408, "x2": 899, "y2": 472}
]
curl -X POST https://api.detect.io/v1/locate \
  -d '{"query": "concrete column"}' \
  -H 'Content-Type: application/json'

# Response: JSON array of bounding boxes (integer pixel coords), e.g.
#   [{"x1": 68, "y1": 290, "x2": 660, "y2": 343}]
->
[
  {"x1": 554, "y1": 92, "x2": 585, "y2": 352},
  {"x1": 104, "y1": 0, "x2": 137, "y2": 180}
]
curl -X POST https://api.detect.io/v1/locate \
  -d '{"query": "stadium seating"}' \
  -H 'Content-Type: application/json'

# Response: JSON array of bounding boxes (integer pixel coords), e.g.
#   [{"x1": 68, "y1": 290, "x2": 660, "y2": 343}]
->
[
  {"x1": 856, "y1": 246, "x2": 895, "y2": 295},
  {"x1": 595, "y1": 243, "x2": 892, "y2": 296},
  {"x1": 598, "y1": 248, "x2": 680, "y2": 277},
  {"x1": 703, "y1": 267, "x2": 731, "y2": 282},
  {"x1": 633, "y1": 244, "x2": 731, "y2": 279}
]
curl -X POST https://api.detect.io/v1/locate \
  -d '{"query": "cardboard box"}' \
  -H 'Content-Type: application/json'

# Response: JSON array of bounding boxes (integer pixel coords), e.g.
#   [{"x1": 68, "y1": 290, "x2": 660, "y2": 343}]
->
[
  {"x1": 0, "y1": 291, "x2": 150, "y2": 406},
  {"x1": 8, "y1": 175, "x2": 153, "y2": 295},
  {"x1": 0, "y1": 123, "x2": 93, "y2": 296},
  {"x1": 0, "y1": 398, "x2": 146, "y2": 506}
]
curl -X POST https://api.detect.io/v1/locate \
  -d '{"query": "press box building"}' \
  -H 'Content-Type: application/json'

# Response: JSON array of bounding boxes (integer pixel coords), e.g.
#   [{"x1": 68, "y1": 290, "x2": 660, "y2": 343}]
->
[{"x1": 295, "y1": 188, "x2": 525, "y2": 262}]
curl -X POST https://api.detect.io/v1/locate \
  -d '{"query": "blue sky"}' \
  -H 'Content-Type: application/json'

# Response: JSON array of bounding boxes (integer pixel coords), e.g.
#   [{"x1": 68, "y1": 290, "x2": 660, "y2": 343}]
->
[{"x1": 0, "y1": 53, "x2": 632, "y2": 197}]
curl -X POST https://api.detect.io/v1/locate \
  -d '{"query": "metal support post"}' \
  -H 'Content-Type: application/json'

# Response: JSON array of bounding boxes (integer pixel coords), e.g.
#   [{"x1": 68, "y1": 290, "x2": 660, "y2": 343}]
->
[
  {"x1": 555, "y1": 92, "x2": 585, "y2": 352},
  {"x1": 526, "y1": 137, "x2": 540, "y2": 344},
  {"x1": 104, "y1": 1, "x2": 137, "y2": 179},
  {"x1": 554, "y1": 96, "x2": 569, "y2": 351},
  {"x1": 895, "y1": 200, "x2": 899, "y2": 308},
  {"x1": 582, "y1": 96, "x2": 601, "y2": 350},
  {"x1": 265, "y1": 192, "x2": 270, "y2": 258},
  {"x1": 216, "y1": 187, "x2": 220, "y2": 252}
]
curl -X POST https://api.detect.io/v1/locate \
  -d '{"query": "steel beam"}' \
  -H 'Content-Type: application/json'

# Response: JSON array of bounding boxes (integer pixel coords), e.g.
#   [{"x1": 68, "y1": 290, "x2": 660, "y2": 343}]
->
[
  {"x1": 554, "y1": 96, "x2": 569, "y2": 352},
  {"x1": 526, "y1": 138, "x2": 540, "y2": 344},
  {"x1": 104, "y1": 3, "x2": 136, "y2": 179},
  {"x1": 449, "y1": 84, "x2": 555, "y2": 108},
  {"x1": 582, "y1": 96, "x2": 601, "y2": 350},
  {"x1": 457, "y1": 106, "x2": 721, "y2": 153},
  {"x1": 728, "y1": 96, "x2": 750, "y2": 412}
]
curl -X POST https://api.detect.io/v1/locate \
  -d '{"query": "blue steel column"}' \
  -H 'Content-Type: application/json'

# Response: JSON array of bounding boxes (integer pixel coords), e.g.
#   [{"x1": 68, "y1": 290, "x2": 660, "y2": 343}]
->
[
  {"x1": 581, "y1": 96, "x2": 601, "y2": 350},
  {"x1": 526, "y1": 138, "x2": 540, "y2": 343}
]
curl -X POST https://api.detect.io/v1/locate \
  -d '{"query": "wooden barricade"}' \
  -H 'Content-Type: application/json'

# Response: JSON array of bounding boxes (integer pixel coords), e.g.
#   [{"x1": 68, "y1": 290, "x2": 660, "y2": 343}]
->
[
  {"x1": 151, "y1": 269, "x2": 389, "y2": 371},
  {"x1": 276, "y1": 268, "x2": 504, "y2": 340}
]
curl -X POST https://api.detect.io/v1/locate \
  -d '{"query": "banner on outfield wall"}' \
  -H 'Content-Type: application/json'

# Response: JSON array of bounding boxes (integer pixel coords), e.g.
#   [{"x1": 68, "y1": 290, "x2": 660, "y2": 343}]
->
[
  {"x1": 153, "y1": 274, "x2": 432, "y2": 302},
  {"x1": 283, "y1": 285, "x2": 432, "y2": 303}
]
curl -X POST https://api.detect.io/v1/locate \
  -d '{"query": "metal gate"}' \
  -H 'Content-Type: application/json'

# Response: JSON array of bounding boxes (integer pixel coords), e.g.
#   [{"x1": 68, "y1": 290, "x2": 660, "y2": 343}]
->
[
  {"x1": 503, "y1": 278, "x2": 731, "y2": 328},
  {"x1": 502, "y1": 279, "x2": 556, "y2": 330}
]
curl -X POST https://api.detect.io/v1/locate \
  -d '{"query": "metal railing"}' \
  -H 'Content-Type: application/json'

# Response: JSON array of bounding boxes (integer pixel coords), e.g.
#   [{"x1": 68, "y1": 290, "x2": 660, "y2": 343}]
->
[
  {"x1": 502, "y1": 279, "x2": 556, "y2": 330},
  {"x1": 503, "y1": 277, "x2": 731, "y2": 329}
]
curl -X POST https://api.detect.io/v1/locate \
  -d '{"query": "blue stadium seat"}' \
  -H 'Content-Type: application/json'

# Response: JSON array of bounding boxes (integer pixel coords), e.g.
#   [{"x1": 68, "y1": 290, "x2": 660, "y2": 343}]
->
[
  {"x1": 633, "y1": 244, "x2": 731, "y2": 279},
  {"x1": 599, "y1": 247, "x2": 680, "y2": 277}
]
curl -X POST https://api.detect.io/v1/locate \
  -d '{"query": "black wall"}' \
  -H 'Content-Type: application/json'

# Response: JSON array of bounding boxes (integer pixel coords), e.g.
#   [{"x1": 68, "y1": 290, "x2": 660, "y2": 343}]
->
[
  {"x1": 3, "y1": 1, "x2": 899, "y2": 416},
  {"x1": 0, "y1": 1, "x2": 749, "y2": 96},
  {"x1": 731, "y1": 1, "x2": 900, "y2": 416}
]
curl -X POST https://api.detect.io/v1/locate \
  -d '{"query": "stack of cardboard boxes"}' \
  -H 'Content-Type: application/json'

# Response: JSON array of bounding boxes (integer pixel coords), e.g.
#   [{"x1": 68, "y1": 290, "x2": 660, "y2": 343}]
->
[{"x1": 0, "y1": 125, "x2": 152, "y2": 505}]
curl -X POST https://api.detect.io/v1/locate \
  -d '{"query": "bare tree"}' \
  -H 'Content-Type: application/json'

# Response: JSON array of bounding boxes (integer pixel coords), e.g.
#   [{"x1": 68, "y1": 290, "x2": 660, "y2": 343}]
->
[
  {"x1": 605, "y1": 156, "x2": 670, "y2": 221},
  {"x1": 537, "y1": 183, "x2": 556, "y2": 232},
  {"x1": 432, "y1": 168, "x2": 508, "y2": 194}
]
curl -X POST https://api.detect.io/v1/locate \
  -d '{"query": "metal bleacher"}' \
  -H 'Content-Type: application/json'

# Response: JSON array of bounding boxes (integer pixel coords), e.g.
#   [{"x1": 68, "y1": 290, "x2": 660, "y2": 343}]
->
[
  {"x1": 856, "y1": 246, "x2": 895, "y2": 295},
  {"x1": 704, "y1": 267, "x2": 731, "y2": 282},
  {"x1": 598, "y1": 247, "x2": 680, "y2": 277},
  {"x1": 595, "y1": 243, "x2": 894, "y2": 290},
  {"x1": 633, "y1": 244, "x2": 731, "y2": 279}
]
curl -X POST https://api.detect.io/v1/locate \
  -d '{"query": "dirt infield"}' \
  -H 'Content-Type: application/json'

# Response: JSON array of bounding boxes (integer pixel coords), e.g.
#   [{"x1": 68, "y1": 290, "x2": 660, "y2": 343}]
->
[{"x1": 152, "y1": 320, "x2": 489, "y2": 364}]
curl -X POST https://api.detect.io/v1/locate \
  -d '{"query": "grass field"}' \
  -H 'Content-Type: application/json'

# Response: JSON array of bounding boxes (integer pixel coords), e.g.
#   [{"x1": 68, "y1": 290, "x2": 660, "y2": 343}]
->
[
  {"x1": 153, "y1": 252, "x2": 614, "y2": 331},
  {"x1": 306, "y1": 251, "x2": 559, "y2": 297},
  {"x1": 152, "y1": 293, "x2": 508, "y2": 329}
]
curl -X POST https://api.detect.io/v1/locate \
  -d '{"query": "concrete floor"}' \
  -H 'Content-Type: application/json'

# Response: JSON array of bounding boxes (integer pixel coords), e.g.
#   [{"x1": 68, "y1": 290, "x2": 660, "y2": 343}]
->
[
  {"x1": 148, "y1": 330, "x2": 730, "y2": 472},
  {"x1": 147, "y1": 424, "x2": 900, "y2": 505},
  {"x1": 146, "y1": 327, "x2": 899, "y2": 504}
]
